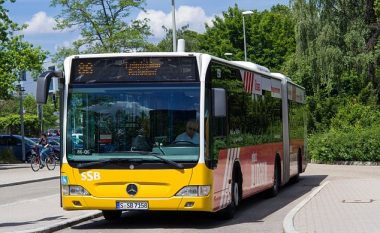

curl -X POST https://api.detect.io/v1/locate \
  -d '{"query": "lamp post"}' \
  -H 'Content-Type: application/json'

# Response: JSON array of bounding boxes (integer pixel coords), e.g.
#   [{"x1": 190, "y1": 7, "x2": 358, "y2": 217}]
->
[
  {"x1": 242, "y1": 10, "x2": 253, "y2": 61},
  {"x1": 171, "y1": 0, "x2": 177, "y2": 52},
  {"x1": 224, "y1": 52, "x2": 233, "y2": 60},
  {"x1": 17, "y1": 71, "x2": 26, "y2": 162}
]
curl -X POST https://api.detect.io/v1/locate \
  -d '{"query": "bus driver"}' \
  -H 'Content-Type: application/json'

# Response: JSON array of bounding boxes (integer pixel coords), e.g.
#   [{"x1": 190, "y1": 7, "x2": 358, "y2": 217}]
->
[{"x1": 174, "y1": 120, "x2": 200, "y2": 144}]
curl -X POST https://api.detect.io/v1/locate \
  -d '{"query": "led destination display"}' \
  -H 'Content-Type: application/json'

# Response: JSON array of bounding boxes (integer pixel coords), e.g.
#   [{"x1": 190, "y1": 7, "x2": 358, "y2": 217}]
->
[{"x1": 71, "y1": 56, "x2": 198, "y2": 83}]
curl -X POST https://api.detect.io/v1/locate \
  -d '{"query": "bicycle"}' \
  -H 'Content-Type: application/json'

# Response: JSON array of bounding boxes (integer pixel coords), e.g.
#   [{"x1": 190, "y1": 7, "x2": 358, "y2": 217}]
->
[{"x1": 30, "y1": 145, "x2": 57, "y2": 172}]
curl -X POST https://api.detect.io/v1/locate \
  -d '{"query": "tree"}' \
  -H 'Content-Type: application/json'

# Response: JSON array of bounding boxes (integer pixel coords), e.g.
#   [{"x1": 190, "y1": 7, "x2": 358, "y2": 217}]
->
[
  {"x1": 51, "y1": 0, "x2": 152, "y2": 67},
  {"x1": 0, "y1": 0, "x2": 47, "y2": 99},
  {"x1": 0, "y1": 95, "x2": 58, "y2": 135},
  {"x1": 151, "y1": 25, "x2": 202, "y2": 52},
  {"x1": 289, "y1": 0, "x2": 379, "y2": 97},
  {"x1": 199, "y1": 6, "x2": 247, "y2": 61},
  {"x1": 289, "y1": 0, "x2": 380, "y2": 133},
  {"x1": 247, "y1": 5, "x2": 295, "y2": 71},
  {"x1": 0, "y1": 114, "x2": 39, "y2": 135},
  {"x1": 199, "y1": 5, "x2": 295, "y2": 72}
]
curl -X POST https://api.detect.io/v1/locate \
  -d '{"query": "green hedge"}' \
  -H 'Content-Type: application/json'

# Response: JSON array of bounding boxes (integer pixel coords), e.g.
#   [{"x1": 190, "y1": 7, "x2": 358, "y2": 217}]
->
[
  {"x1": 308, "y1": 125, "x2": 380, "y2": 162},
  {"x1": 0, "y1": 114, "x2": 39, "y2": 136},
  {"x1": 0, "y1": 149, "x2": 19, "y2": 163}
]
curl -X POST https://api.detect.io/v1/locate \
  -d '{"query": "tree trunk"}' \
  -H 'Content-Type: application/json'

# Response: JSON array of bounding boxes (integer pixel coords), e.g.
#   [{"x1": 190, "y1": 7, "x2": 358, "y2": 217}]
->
[{"x1": 365, "y1": 0, "x2": 378, "y2": 84}]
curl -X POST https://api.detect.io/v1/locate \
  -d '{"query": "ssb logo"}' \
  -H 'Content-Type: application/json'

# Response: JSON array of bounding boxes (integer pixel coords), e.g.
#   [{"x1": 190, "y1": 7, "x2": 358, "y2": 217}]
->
[{"x1": 81, "y1": 171, "x2": 101, "y2": 181}]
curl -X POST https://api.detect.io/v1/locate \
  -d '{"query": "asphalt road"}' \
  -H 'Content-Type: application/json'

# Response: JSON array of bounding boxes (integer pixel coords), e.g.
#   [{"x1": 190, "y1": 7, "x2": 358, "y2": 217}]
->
[
  {"x1": 57, "y1": 164, "x2": 380, "y2": 233},
  {"x1": 3, "y1": 163, "x2": 379, "y2": 233},
  {"x1": 55, "y1": 172, "x2": 325, "y2": 233}
]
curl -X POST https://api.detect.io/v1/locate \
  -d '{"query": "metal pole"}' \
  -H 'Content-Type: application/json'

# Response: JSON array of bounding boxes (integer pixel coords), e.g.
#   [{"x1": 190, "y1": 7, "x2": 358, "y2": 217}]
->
[
  {"x1": 242, "y1": 11, "x2": 253, "y2": 62},
  {"x1": 172, "y1": 0, "x2": 177, "y2": 52},
  {"x1": 18, "y1": 83, "x2": 26, "y2": 161},
  {"x1": 243, "y1": 15, "x2": 247, "y2": 61},
  {"x1": 38, "y1": 104, "x2": 43, "y2": 133}
]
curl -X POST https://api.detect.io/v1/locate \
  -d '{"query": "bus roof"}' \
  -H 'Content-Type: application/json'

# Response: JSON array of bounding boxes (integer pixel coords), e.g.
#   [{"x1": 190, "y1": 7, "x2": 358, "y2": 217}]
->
[
  {"x1": 67, "y1": 52, "x2": 200, "y2": 59},
  {"x1": 270, "y1": 73, "x2": 305, "y2": 90},
  {"x1": 65, "y1": 52, "x2": 300, "y2": 86}
]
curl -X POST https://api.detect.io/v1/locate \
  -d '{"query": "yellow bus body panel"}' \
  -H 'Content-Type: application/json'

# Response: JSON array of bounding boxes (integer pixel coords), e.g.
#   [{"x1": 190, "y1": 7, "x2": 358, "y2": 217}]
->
[{"x1": 61, "y1": 163, "x2": 214, "y2": 212}]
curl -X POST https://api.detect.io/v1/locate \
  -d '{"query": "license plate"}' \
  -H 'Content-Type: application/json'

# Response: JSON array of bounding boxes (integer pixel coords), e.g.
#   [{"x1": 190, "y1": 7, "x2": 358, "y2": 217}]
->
[{"x1": 116, "y1": 201, "x2": 148, "y2": 210}]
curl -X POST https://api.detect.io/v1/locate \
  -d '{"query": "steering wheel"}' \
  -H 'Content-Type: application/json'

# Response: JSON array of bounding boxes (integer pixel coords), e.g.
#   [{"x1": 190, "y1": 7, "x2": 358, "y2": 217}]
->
[{"x1": 172, "y1": 140, "x2": 195, "y2": 145}]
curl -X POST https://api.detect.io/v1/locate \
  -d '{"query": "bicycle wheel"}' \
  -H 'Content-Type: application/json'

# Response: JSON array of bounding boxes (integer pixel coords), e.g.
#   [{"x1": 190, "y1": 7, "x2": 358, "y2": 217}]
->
[
  {"x1": 31, "y1": 155, "x2": 40, "y2": 172},
  {"x1": 46, "y1": 155, "x2": 56, "y2": 170},
  {"x1": 54, "y1": 152, "x2": 60, "y2": 161}
]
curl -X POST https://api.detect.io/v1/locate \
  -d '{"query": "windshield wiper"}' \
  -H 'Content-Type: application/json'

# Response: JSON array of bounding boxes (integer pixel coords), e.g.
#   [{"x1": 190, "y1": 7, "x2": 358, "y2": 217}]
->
[
  {"x1": 158, "y1": 144, "x2": 166, "y2": 155},
  {"x1": 132, "y1": 151, "x2": 184, "y2": 169},
  {"x1": 76, "y1": 152, "x2": 184, "y2": 169},
  {"x1": 76, "y1": 158, "x2": 141, "y2": 168},
  {"x1": 150, "y1": 152, "x2": 184, "y2": 169},
  {"x1": 154, "y1": 142, "x2": 166, "y2": 155}
]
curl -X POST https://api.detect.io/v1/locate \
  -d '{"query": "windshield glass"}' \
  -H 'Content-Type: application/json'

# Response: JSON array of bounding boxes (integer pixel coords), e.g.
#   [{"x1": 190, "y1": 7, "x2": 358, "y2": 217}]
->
[{"x1": 67, "y1": 83, "x2": 200, "y2": 165}]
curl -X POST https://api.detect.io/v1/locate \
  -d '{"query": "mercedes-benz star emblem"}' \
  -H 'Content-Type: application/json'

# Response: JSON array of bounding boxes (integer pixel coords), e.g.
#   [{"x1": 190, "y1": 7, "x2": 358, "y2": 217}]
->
[{"x1": 126, "y1": 184, "x2": 138, "y2": 196}]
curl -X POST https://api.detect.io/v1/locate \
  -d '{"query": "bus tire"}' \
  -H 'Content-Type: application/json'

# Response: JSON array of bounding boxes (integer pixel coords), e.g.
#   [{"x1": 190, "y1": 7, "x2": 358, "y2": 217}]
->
[
  {"x1": 291, "y1": 149, "x2": 302, "y2": 182},
  {"x1": 268, "y1": 157, "x2": 281, "y2": 197},
  {"x1": 298, "y1": 149, "x2": 303, "y2": 174},
  {"x1": 217, "y1": 169, "x2": 240, "y2": 219},
  {"x1": 102, "y1": 210, "x2": 122, "y2": 221}
]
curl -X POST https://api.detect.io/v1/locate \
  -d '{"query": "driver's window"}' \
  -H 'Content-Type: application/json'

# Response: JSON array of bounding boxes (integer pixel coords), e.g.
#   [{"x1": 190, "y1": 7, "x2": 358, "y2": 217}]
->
[{"x1": 173, "y1": 119, "x2": 199, "y2": 145}]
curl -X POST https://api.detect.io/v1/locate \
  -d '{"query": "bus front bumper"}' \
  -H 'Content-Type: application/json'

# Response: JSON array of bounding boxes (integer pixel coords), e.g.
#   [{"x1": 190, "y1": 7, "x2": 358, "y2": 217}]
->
[{"x1": 62, "y1": 195, "x2": 213, "y2": 212}]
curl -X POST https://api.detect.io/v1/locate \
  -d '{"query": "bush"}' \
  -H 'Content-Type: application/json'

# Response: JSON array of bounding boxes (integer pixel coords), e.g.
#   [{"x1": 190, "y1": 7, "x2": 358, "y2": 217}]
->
[
  {"x1": 308, "y1": 125, "x2": 380, "y2": 162},
  {"x1": 0, "y1": 149, "x2": 19, "y2": 163},
  {"x1": 0, "y1": 114, "x2": 40, "y2": 135},
  {"x1": 331, "y1": 102, "x2": 380, "y2": 131},
  {"x1": 307, "y1": 85, "x2": 379, "y2": 134}
]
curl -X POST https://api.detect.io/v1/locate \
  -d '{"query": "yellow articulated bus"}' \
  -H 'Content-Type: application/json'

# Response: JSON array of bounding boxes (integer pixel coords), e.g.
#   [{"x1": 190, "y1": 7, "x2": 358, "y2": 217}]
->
[{"x1": 36, "y1": 52, "x2": 306, "y2": 220}]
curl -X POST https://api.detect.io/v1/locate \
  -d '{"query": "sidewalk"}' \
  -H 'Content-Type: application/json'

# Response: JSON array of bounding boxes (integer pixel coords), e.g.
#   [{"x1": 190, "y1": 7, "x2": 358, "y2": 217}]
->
[
  {"x1": 284, "y1": 164, "x2": 380, "y2": 233},
  {"x1": 0, "y1": 163, "x2": 101, "y2": 233},
  {"x1": 0, "y1": 163, "x2": 59, "y2": 187}
]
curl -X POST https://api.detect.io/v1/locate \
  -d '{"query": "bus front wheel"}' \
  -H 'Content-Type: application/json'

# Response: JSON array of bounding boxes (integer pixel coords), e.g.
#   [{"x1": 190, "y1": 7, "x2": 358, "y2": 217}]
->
[{"x1": 217, "y1": 172, "x2": 240, "y2": 219}]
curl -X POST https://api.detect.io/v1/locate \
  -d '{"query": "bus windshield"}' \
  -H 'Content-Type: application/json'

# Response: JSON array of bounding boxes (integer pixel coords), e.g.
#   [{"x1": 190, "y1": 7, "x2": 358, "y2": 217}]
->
[{"x1": 66, "y1": 83, "x2": 200, "y2": 166}]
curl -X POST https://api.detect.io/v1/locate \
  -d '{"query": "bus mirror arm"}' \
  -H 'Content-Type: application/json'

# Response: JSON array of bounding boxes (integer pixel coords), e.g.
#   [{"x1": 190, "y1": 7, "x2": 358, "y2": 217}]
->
[
  {"x1": 212, "y1": 88, "x2": 227, "y2": 118},
  {"x1": 36, "y1": 71, "x2": 64, "y2": 104}
]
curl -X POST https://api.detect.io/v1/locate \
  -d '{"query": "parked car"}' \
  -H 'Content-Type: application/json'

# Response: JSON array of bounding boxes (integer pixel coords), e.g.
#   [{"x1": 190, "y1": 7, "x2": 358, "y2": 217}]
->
[
  {"x1": 47, "y1": 129, "x2": 60, "y2": 137},
  {"x1": 48, "y1": 138, "x2": 61, "y2": 152},
  {"x1": 0, "y1": 135, "x2": 37, "y2": 162},
  {"x1": 49, "y1": 136, "x2": 61, "y2": 143}
]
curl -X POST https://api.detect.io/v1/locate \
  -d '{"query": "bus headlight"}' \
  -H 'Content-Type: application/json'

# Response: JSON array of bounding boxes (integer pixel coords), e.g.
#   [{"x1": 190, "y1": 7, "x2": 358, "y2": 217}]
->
[
  {"x1": 175, "y1": 185, "x2": 210, "y2": 197},
  {"x1": 62, "y1": 185, "x2": 91, "y2": 196}
]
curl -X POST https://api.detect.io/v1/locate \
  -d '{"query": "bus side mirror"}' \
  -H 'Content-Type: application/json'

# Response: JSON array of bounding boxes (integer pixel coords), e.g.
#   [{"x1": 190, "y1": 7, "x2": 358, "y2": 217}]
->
[
  {"x1": 36, "y1": 71, "x2": 64, "y2": 104},
  {"x1": 212, "y1": 88, "x2": 226, "y2": 117}
]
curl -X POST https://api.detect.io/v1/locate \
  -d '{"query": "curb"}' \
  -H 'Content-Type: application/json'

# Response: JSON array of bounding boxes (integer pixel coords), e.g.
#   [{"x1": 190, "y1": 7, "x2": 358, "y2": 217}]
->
[
  {"x1": 0, "y1": 176, "x2": 59, "y2": 188},
  {"x1": 12, "y1": 211, "x2": 103, "y2": 233},
  {"x1": 310, "y1": 161, "x2": 380, "y2": 166},
  {"x1": 283, "y1": 181, "x2": 330, "y2": 233}
]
